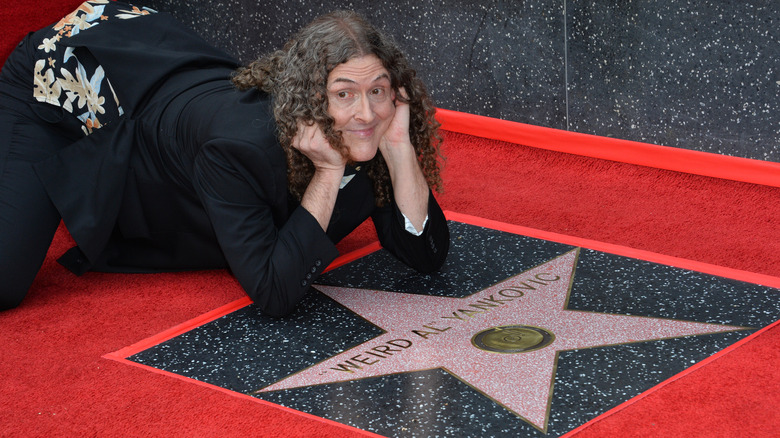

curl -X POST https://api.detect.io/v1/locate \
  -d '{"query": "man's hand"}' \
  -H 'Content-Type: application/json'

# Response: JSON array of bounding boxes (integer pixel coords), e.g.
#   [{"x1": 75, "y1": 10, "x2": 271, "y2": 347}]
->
[
  {"x1": 378, "y1": 88, "x2": 429, "y2": 232},
  {"x1": 378, "y1": 88, "x2": 412, "y2": 150},
  {"x1": 292, "y1": 122, "x2": 345, "y2": 231},
  {"x1": 293, "y1": 121, "x2": 347, "y2": 172}
]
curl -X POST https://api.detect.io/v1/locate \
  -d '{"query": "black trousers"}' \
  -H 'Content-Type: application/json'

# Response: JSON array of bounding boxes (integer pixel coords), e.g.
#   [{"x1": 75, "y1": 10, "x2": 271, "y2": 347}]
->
[{"x1": 0, "y1": 34, "x2": 81, "y2": 309}]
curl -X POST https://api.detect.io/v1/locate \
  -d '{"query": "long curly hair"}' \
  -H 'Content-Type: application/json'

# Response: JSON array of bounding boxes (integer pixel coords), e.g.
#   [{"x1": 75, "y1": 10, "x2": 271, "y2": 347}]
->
[{"x1": 232, "y1": 10, "x2": 443, "y2": 206}]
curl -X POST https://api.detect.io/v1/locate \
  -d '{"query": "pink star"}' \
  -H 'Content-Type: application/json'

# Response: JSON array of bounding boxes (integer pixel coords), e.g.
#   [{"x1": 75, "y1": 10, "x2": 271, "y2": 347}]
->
[{"x1": 257, "y1": 249, "x2": 745, "y2": 432}]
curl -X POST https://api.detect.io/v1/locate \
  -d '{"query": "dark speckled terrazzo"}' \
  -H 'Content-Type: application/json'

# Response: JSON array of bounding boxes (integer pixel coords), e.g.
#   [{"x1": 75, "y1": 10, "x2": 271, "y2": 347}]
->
[
  {"x1": 129, "y1": 292, "x2": 383, "y2": 393},
  {"x1": 128, "y1": 220, "x2": 779, "y2": 437},
  {"x1": 568, "y1": 249, "x2": 779, "y2": 327},
  {"x1": 566, "y1": 0, "x2": 779, "y2": 161},
  {"x1": 142, "y1": 0, "x2": 778, "y2": 161},
  {"x1": 317, "y1": 221, "x2": 574, "y2": 297}
]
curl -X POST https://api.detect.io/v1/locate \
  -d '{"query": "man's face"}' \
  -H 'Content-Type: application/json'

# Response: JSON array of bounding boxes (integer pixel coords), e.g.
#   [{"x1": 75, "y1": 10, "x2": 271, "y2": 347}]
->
[{"x1": 326, "y1": 55, "x2": 396, "y2": 162}]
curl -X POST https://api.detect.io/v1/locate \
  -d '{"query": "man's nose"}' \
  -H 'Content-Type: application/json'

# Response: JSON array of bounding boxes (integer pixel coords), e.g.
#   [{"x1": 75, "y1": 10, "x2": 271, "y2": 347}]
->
[{"x1": 354, "y1": 95, "x2": 375, "y2": 123}]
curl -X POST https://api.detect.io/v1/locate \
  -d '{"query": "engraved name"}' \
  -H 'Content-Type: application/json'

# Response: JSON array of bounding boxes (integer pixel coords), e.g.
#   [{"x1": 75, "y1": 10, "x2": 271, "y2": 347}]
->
[
  {"x1": 329, "y1": 272, "x2": 561, "y2": 373},
  {"x1": 413, "y1": 272, "x2": 561, "y2": 339},
  {"x1": 329, "y1": 339, "x2": 413, "y2": 373}
]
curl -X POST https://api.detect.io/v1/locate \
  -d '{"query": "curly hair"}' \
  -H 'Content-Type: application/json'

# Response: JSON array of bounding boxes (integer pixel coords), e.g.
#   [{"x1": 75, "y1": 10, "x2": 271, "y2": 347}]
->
[{"x1": 232, "y1": 10, "x2": 443, "y2": 206}]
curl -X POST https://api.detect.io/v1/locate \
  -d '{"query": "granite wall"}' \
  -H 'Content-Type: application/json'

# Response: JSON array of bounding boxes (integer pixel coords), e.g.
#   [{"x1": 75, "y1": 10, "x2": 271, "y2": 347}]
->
[{"x1": 144, "y1": 0, "x2": 779, "y2": 162}]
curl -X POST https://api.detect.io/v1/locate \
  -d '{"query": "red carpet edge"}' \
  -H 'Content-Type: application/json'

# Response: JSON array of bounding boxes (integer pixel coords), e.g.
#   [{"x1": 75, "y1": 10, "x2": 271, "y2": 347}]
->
[{"x1": 436, "y1": 108, "x2": 780, "y2": 188}]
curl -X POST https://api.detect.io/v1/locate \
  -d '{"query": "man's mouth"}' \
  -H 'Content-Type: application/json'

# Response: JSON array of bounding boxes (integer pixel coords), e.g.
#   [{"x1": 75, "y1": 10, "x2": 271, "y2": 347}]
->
[{"x1": 346, "y1": 126, "x2": 375, "y2": 138}]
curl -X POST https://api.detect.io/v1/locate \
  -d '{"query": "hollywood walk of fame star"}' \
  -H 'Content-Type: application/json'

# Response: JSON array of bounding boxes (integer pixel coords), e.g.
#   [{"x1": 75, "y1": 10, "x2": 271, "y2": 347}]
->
[{"x1": 255, "y1": 249, "x2": 746, "y2": 432}]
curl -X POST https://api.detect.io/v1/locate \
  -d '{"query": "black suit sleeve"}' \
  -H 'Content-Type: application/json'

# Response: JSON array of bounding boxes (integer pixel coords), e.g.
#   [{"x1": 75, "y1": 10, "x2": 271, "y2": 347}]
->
[
  {"x1": 191, "y1": 140, "x2": 339, "y2": 317},
  {"x1": 371, "y1": 190, "x2": 450, "y2": 273}
]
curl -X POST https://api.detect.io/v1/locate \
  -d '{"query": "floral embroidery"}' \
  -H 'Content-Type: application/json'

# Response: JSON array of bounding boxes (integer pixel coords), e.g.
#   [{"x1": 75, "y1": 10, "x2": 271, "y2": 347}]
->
[
  {"x1": 33, "y1": 59, "x2": 62, "y2": 105},
  {"x1": 37, "y1": 36, "x2": 58, "y2": 53},
  {"x1": 116, "y1": 6, "x2": 154, "y2": 19},
  {"x1": 31, "y1": 1, "x2": 156, "y2": 135},
  {"x1": 58, "y1": 26, "x2": 71, "y2": 39},
  {"x1": 54, "y1": 3, "x2": 104, "y2": 35},
  {"x1": 58, "y1": 61, "x2": 107, "y2": 116},
  {"x1": 79, "y1": 113, "x2": 103, "y2": 135}
]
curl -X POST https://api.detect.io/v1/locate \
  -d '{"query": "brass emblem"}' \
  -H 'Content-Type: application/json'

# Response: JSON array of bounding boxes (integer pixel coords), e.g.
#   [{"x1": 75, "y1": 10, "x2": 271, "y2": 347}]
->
[{"x1": 472, "y1": 325, "x2": 555, "y2": 353}]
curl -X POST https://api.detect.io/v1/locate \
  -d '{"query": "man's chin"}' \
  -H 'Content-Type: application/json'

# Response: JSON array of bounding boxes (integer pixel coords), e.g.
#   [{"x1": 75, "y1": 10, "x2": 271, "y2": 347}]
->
[{"x1": 346, "y1": 143, "x2": 380, "y2": 163}]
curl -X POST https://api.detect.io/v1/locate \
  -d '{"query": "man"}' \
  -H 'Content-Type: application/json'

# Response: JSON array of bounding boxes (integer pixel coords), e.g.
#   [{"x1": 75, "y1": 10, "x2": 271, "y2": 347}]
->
[{"x1": 0, "y1": 4, "x2": 449, "y2": 315}]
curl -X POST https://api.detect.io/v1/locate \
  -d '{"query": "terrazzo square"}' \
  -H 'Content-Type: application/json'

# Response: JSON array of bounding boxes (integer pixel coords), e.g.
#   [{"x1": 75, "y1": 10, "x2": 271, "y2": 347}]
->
[{"x1": 120, "y1": 214, "x2": 779, "y2": 437}]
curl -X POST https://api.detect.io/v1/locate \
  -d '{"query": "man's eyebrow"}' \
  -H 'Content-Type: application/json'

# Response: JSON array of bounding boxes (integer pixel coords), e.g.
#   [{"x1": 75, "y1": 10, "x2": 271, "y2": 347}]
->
[{"x1": 329, "y1": 73, "x2": 390, "y2": 86}]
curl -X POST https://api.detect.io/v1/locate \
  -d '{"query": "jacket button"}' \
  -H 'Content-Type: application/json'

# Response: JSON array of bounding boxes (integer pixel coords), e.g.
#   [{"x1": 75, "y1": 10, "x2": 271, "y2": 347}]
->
[
  {"x1": 301, "y1": 280, "x2": 308, "y2": 287},
  {"x1": 315, "y1": 259, "x2": 322, "y2": 267}
]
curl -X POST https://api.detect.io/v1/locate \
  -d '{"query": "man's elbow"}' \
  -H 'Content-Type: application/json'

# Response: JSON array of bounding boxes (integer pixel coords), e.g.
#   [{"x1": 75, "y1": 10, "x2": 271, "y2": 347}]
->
[
  {"x1": 415, "y1": 258, "x2": 446, "y2": 274},
  {"x1": 246, "y1": 284, "x2": 307, "y2": 318},
  {"x1": 413, "y1": 243, "x2": 450, "y2": 274}
]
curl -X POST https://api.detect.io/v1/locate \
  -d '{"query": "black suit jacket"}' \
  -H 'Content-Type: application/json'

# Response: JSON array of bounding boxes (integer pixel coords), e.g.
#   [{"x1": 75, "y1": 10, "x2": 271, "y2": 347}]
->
[{"x1": 31, "y1": 7, "x2": 449, "y2": 316}]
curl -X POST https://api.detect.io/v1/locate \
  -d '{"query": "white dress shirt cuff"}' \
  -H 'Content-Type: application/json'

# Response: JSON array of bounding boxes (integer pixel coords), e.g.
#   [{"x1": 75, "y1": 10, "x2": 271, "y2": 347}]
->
[{"x1": 402, "y1": 213, "x2": 428, "y2": 236}]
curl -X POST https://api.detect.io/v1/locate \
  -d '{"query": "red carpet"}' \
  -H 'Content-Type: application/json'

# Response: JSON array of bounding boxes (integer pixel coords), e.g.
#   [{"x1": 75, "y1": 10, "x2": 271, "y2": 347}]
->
[{"x1": 2, "y1": 2, "x2": 779, "y2": 436}]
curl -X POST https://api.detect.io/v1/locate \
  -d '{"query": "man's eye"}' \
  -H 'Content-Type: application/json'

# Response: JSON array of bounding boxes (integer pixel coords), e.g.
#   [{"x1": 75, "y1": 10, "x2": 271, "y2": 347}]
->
[
  {"x1": 337, "y1": 91, "x2": 350, "y2": 99},
  {"x1": 371, "y1": 88, "x2": 385, "y2": 95}
]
